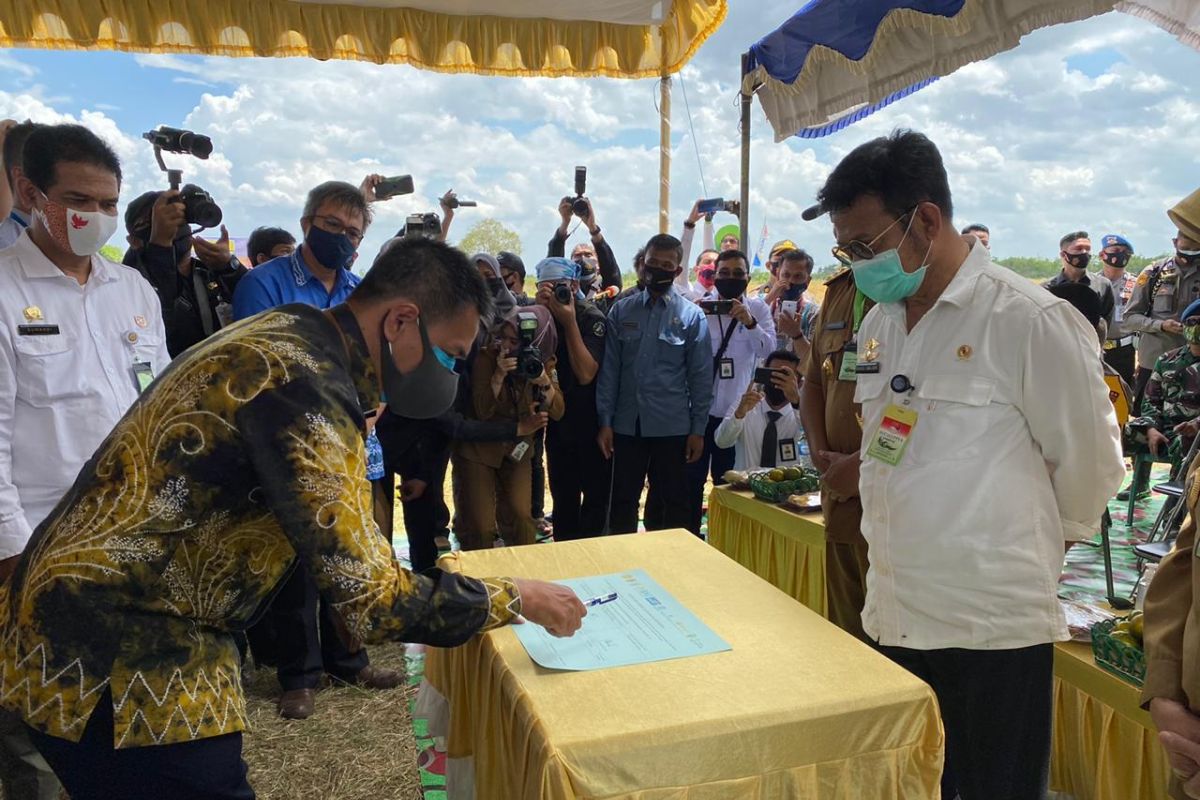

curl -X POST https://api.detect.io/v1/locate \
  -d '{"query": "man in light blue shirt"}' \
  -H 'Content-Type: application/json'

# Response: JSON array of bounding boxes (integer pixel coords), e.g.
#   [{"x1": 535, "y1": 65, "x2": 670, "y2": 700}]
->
[
  {"x1": 597, "y1": 233, "x2": 713, "y2": 535},
  {"x1": 234, "y1": 180, "x2": 403, "y2": 721}
]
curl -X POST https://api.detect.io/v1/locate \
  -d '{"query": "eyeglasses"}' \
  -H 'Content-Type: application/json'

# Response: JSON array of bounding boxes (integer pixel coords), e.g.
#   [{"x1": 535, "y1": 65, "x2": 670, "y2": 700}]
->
[
  {"x1": 832, "y1": 208, "x2": 914, "y2": 266},
  {"x1": 310, "y1": 214, "x2": 364, "y2": 244}
]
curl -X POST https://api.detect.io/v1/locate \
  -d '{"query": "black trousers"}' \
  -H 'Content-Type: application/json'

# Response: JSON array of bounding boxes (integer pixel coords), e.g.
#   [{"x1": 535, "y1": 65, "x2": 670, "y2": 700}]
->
[
  {"x1": 28, "y1": 689, "x2": 254, "y2": 800},
  {"x1": 1134, "y1": 365, "x2": 1154, "y2": 405},
  {"x1": 546, "y1": 421, "x2": 612, "y2": 540},
  {"x1": 609, "y1": 433, "x2": 689, "y2": 534},
  {"x1": 270, "y1": 566, "x2": 367, "y2": 691},
  {"x1": 401, "y1": 450, "x2": 451, "y2": 573},
  {"x1": 684, "y1": 415, "x2": 736, "y2": 536},
  {"x1": 1103, "y1": 343, "x2": 1137, "y2": 390},
  {"x1": 877, "y1": 642, "x2": 1054, "y2": 800}
]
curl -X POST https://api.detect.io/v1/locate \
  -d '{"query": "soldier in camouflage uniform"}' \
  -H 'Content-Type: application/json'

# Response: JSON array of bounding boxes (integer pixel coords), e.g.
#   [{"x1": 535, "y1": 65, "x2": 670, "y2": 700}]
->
[{"x1": 1125, "y1": 299, "x2": 1200, "y2": 480}]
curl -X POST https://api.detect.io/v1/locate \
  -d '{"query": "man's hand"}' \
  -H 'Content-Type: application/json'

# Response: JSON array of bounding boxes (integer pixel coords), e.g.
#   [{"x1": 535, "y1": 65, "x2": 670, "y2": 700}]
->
[
  {"x1": 735, "y1": 387, "x2": 763, "y2": 420},
  {"x1": 1165, "y1": 320, "x2": 1185, "y2": 335},
  {"x1": 0, "y1": 554, "x2": 20, "y2": 584},
  {"x1": 558, "y1": 196, "x2": 574, "y2": 228},
  {"x1": 439, "y1": 189, "x2": 458, "y2": 218},
  {"x1": 1175, "y1": 419, "x2": 1200, "y2": 441},
  {"x1": 776, "y1": 308, "x2": 803, "y2": 339},
  {"x1": 536, "y1": 284, "x2": 576, "y2": 325},
  {"x1": 518, "y1": 411, "x2": 550, "y2": 436},
  {"x1": 772, "y1": 365, "x2": 801, "y2": 405},
  {"x1": 597, "y1": 426, "x2": 614, "y2": 459},
  {"x1": 150, "y1": 190, "x2": 187, "y2": 248},
  {"x1": 399, "y1": 479, "x2": 427, "y2": 502},
  {"x1": 513, "y1": 578, "x2": 587, "y2": 637},
  {"x1": 1153, "y1": 699, "x2": 1200, "y2": 792},
  {"x1": 686, "y1": 200, "x2": 704, "y2": 226},
  {"x1": 1149, "y1": 427, "x2": 1170, "y2": 457},
  {"x1": 685, "y1": 434, "x2": 704, "y2": 463},
  {"x1": 193, "y1": 225, "x2": 234, "y2": 270},
  {"x1": 730, "y1": 299, "x2": 753, "y2": 327},
  {"x1": 359, "y1": 174, "x2": 385, "y2": 203},
  {"x1": 819, "y1": 450, "x2": 860, "y2": 500}
]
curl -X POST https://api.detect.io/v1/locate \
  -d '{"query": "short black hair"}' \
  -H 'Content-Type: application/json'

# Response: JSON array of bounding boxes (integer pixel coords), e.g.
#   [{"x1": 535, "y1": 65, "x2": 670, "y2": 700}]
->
[
  {"x1": 247, "y1": 226, "x2": 296, "y2": 264},
  {"x1": 643, "y1": 233, "x2": 683, "y2": 263},
  {"x1": 352, "y1": 238, "x2": 492, "y2": 324},
  {"x1": 962, "y1": 223, "x2": 989, "y2": 235},
  {"x1": 765, "y1": 349, "x2": 802, "y2": 368},
  {"x1": 3, "y1": 121, "x2": 43, "y2": 188},
  {"x1": 715, "y1": 249, "x2": 748, "y2": 269},
  {"x1": 815, "y1": 129, "x2": 952, "y2": 220},
  {"x1": 1060, "y1": 230, "x2": 1089, "y2": 250},
  {"x1": 302, "y1": 180, "x2": 373, "y2": 231},
  {"x1": 497, "y1": 251, "x2": 525, "y2": 278},
  {"x1": 23, "y1": 123, "x2": 122, "y2": 192},
  {"x1": 695, "y1": 248, "x2": 719, "y2": 266},
  {"x1": 777, "y1": 248, "x2": 814, "y2": 272}
]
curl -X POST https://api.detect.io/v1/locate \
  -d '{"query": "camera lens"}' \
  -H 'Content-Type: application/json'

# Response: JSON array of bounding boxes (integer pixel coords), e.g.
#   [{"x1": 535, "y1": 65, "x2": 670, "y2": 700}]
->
[
  {"x1": 554, "y1": 284, "x2": 572, "y2": 304},
  {"x1": 181, "y1": 132, "x2": 213, "y2": 159},
  {"x1": 572, "y1": 197, "x2": 589, "y2": 217},
  {"x1": 181, "y1": 185, "x2": 223, "y2": 229}
]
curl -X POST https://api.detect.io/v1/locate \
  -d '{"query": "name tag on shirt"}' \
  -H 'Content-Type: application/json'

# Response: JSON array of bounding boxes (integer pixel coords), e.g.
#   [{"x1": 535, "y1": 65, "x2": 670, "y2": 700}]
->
[
  {"x1": 826, "y1": 321, "x2": 847, "y2": 331},
  {"x1": 718, "y1": 358, "x2": 734, "y2": 380},
  {"x1": 866, "y1": 404, "x2": 918, "y2": 466},
  {"x1": 779, "y1": 440, "x2": 797, "y2": 463},
  {"x1": 132, "y1": 361, "x2": 155, "y2": 394},
  {"x1": 17, "y1": 324, "x2": 60, "y2": 336},
  {"x1": 838, "y1": 342, "x2": 859, "y2": 382}
]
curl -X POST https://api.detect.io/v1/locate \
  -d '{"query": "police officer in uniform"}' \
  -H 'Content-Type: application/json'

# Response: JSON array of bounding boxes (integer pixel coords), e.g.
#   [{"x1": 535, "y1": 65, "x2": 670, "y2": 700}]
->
[
  {"x1": 797, "y1": 263, "x2": 873, "y2": 641},
  {"x1": 534, "y1": 257, "x2": 611, "y2": 540},
  {"x1": 1097, "y1": 234, "x2": 1138, "y2": 387}
]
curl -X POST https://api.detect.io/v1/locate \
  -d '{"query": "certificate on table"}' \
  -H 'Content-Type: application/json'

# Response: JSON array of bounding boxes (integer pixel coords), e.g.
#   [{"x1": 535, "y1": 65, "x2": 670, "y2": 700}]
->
[{"x1": 513, "y1": 568, "x2": 731, "y2": 671}]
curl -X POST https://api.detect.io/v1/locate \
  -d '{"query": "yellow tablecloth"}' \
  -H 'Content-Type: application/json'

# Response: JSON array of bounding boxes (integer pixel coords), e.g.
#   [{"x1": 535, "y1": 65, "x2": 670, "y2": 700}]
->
[
  {"x1": 1051, "y1": 642, "x2": 1170, "y2": 799},
  {"x1": 426, "y1": 529, "x2": 943, "y2": 800},
  {"x1": 706, "y1": 486, "x2": 827, "y2": 616},
  {"x1": 705, "y1": 488, "x2": 1172, "y2": 800}
]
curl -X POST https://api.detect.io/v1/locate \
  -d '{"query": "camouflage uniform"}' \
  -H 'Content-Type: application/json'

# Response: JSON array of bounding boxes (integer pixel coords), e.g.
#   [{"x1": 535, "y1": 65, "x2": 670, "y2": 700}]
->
[{"x1": 1126, "y1": 345, "x2": 1200, "y2": 466}]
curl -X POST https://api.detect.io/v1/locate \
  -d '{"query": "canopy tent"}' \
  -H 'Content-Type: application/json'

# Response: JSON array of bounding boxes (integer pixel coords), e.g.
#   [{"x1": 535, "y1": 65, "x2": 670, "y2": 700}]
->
[
  {"x1": 734, "y1": 0, "x2": 1200, "y2": 241},
  {"x1": 742, "y1": 0, "x2": 1200, "y2": 142},
  {"x1": 0, "y1": 0, "x2": 729, "y2": 234}
]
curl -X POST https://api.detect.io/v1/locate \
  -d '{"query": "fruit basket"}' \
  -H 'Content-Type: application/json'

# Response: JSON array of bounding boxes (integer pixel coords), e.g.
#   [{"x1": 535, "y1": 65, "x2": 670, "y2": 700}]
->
[
  {"x1": 747, "y1": 467, "x2": 821, "y2": 503},
  {"x1": 1090, "y1": 616, "x2": 1146, "y2": 687}
]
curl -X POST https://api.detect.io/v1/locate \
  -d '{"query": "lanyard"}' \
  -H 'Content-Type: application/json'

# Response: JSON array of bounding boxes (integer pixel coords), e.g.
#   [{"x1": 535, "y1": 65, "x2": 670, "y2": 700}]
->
[
  {"x1": 9, "y1": 211, "x2": 27, "y2": 229},
  {"x1": 852, "y1": 289, "x2": 868, "y2": 334}
]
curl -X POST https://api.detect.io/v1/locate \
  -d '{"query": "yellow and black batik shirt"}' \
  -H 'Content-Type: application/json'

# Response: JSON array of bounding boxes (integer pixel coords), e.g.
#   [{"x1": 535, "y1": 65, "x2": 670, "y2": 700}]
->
[{"x1": 0, "y1": 304, "x2": 520, "y2": 748}]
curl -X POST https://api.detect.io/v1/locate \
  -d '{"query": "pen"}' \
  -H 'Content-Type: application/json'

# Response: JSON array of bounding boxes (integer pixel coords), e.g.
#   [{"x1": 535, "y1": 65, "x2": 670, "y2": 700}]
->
[{"x1": 583, "y1": 592, "x2": 618, "y2": 607}]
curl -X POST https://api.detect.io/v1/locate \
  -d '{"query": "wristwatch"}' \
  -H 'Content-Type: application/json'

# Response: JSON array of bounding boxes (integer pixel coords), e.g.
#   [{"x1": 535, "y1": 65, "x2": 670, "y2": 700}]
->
[{"x1": 683, "y1": 220, "x2": 696, "y2": 229}]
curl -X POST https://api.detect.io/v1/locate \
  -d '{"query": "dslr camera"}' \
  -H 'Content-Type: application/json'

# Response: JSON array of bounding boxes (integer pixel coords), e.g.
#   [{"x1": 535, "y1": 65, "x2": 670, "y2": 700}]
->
[
  {"x1": 402, "y1": 212, "x2": 442, "y2": 240},
  {"x1": 552, "y1": 282, "x2": 573, "y2": 305},
  {"x1": 143, "y1": 126, "x2": 223, "y2": 230},
  {"x1": 514, "y1": 312, "x2": 544, "y2": 380},
  {"x1": 699, "y1": 299, "x2": 734, "y2": 315}
]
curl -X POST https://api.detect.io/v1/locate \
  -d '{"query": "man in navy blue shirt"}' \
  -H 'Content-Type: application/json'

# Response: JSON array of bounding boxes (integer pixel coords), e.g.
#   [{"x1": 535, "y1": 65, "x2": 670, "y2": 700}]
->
[
  {"x1": 233, "y1": 180, "x2": 403, "y2": 721},
  {"x1": 597, "y1": 233, "x2": 713, "y2": 535}
]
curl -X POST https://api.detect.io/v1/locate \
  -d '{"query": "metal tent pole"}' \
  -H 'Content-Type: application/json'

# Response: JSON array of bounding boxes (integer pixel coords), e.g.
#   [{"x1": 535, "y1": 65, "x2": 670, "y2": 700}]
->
[{"x1": 659, "y1": 74, "x2": 672, "y2": 234}]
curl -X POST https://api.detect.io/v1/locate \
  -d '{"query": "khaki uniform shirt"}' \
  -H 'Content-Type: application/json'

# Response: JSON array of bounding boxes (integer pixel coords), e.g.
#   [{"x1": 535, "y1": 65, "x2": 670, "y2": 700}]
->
[
  {"x1": 1125, "y1": 256, "x2": 1200, "y2": 368},
  {"x1": 803, "y1": 268, "x2": 870, "y2": 546}
]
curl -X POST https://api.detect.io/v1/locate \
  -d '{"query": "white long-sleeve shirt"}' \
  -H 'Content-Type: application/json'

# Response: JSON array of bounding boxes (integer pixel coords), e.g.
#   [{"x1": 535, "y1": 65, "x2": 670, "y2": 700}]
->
[
  {"x1": 854, "y1": 240, "x2": 1124, "y2": 650},
  {"x1": 0, "y1": 231, "x2": 170, "y2": 558},
  {"x1": 714, "y1": 400, "x2": 806, "y2": 470},
  {"x1": 702, "y1": 292, "x2": 777, "y2": 419}
]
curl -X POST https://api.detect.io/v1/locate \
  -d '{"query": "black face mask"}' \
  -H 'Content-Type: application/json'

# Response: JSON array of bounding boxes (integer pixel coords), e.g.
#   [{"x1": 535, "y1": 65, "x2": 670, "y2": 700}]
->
[
  {"x1": 1102, "y1": 252, "x2": 1131, "y2": 269},
  {"x1": 1063, "y1": 252, "x2": 1091, "y2": 270},
  {"x1": 714, "y1": 277, "x2": 748, "y2": 300},
  {"x1": 643, "y1": 266, "x2": 676, "y2": 293},
  {"x1": 764, "y1": 384, "x2": 788, "y2": 407}
]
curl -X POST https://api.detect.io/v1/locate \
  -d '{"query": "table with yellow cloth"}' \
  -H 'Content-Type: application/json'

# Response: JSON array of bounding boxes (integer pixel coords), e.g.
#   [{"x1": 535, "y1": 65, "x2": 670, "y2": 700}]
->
[
  {"x1": 706, "y1": 486, "x2": 827, "y2": 616},
  {"x1": 422, "y1": 529, "x2": 943, "y2": 800},
  {"x1": 704, "y1": 485, "x2": 1172, "y2": 800}
]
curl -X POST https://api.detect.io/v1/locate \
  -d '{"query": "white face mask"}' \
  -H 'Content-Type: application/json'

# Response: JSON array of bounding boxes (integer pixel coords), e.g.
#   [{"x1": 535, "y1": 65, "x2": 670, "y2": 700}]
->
[{"x1": 35, "y1": 194, "x2": 119, "y2": 257}]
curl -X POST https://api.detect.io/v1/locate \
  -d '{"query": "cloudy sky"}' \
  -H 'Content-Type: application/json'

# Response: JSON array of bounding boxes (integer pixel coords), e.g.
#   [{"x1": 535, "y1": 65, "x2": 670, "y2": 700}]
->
[{"x1": 2, "y1": 3, "x2": 1198, "y2": 273}]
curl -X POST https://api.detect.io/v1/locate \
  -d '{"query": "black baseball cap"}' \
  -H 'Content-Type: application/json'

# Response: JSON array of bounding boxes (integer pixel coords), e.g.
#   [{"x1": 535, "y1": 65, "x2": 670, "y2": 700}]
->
[
  {"x1": 124, "y1": 190, "x2": 161, "y2": 235},
  {"x1": 497, "y1": 251, "x2": 526, "y2": 278}
]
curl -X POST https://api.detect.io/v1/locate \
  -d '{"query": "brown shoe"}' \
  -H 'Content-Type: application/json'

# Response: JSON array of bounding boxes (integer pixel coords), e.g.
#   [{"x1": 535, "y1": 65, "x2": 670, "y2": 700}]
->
[
  {"x1": 352, "y1": 665, "x2": 404, "y2": 690},
  {"x1": 277, "y1": 688, "x2": 316, "y2": 719}
]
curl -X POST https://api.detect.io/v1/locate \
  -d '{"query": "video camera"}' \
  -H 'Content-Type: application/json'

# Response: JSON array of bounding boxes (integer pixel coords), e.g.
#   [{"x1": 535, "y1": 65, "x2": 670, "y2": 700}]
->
[
  {"x1": 514, "y1": 311, "x2": 544, "y2": 380},
  {"x1": 571, "y1": 166, "x2": 589, "y2": 217},
  {"x1": 442, "y1": 194, "x2": 478, "y2": 210},
  {"x1": 142, "y1": 125, "x2": 222, "y2": 230},
  {"x1": 402, "y1": 213, "x2": 442, "y2": 240}
]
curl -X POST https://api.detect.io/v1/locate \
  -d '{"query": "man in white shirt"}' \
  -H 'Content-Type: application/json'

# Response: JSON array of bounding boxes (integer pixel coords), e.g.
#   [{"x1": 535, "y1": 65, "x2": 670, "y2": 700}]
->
[
  {"x1": 684, "y1": 249, "x2": 776, "y2": 533},
  {"x1": 803, "y1": 130, "x2": 1124, "y2": 800},
  {"x1": 0, "y1": 121, "x2": 41, "y2": 251},
  {"x1": 714, "y1": 350, "x2": 806, "y2": 470}
]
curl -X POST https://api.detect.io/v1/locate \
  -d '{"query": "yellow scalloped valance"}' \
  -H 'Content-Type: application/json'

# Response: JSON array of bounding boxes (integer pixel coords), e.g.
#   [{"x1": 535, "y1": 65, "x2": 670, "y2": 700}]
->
[{"x1": 0, "y1": 0, "x2": 727, "y2": 78}]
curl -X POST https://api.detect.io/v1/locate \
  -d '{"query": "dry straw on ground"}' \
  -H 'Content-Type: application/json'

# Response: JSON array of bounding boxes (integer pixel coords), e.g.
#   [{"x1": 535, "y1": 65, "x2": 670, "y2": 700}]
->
[{"x1": 241, "y1": 641, "x2": 422, "y2": 800}]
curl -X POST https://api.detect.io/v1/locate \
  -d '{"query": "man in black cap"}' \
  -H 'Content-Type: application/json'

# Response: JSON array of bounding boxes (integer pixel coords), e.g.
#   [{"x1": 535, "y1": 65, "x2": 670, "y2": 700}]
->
[
  {"x1": 1097, "y1": 234, "x2": 1138, "y2": 387},
  {"x1": 497, "y1": 251, "x2": 532, "y2": 305},
  {"x1": 122, "y1": 189, "x2": 246, "y2": 357},
  {"x1": 1042, "y1": 231, "x2": 1117, "y2": 335}
]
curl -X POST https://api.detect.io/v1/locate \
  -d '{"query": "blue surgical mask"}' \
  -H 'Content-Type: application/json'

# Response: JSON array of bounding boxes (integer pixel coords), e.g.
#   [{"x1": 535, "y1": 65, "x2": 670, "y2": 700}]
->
[
  {"x1": 850, "y1": 214, "x2": 931, "y2": 304},
  {"x1": 306, "y1": 225, "x2": 357, "y2": 271},
  {"x1": 432, "y1": 344, "x2": 457, "y2": 372}
]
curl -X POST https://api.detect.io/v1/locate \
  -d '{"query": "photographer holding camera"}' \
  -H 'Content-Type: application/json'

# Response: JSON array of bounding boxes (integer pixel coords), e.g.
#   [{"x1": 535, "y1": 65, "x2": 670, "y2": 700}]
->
[
  {"x1": 453, "y1": 306, "x2": 564, "y2": 550},
  {"x1": 123, "y1": 189, "x2": 246, "y2": 357},
  {"x1": 548, "y1": 191, "x2": 621, "y2": 291},
  {"x1": 685, "y1": 249, "x2": 777, "y2": 534},
  {"x1": 533, "y1": 257, "x2": 611, "y2": 540}
]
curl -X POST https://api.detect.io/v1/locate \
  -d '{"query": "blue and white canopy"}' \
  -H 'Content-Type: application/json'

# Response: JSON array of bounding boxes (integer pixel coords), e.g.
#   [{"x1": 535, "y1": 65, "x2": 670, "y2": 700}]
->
[{"x1": 744, "y1": 0, "x2": 1200, "y2": 141}]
